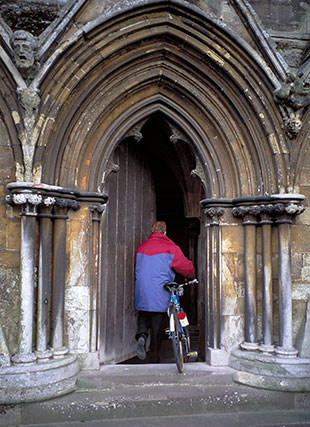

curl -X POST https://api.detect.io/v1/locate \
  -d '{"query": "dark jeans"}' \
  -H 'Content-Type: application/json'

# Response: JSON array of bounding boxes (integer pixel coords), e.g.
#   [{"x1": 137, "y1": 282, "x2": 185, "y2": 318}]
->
[{"x1": 136, "y1": 311, "x2": 165, "y2": 362}]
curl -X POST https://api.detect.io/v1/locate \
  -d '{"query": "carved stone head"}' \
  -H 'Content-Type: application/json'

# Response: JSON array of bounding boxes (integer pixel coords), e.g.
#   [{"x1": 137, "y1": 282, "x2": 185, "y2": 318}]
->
[
  {"x1": 285, "y1": 116, "x2": 303, "y2": 138},
  {"x1": 10, "y1": 30, "x2": 38, "y2": 72}
]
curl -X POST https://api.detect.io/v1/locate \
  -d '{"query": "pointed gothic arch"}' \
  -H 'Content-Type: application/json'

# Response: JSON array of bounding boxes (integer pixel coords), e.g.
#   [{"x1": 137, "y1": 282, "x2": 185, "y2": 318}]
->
[
  {"x1": 25, "y1": 2, "x2": 292, "y2": 367},
  {"x1": 2, "y1": 1, "x2": 310, "y2": 401},
  {"x1": 30, "y1": 1, "x2": 288, "y2": 196}
]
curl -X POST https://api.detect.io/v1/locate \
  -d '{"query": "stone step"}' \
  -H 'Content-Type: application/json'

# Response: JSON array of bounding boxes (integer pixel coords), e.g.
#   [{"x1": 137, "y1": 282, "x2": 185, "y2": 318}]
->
[{"x1": 2, "y1": 364, "x2": 309, "y2": 426}]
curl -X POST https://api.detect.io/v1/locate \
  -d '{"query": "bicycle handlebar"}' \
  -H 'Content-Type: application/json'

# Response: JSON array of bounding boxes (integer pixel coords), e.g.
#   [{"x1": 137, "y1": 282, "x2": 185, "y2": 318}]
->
[{"x1": 164, "y1": 279, "x2": 198, "y2": 291}]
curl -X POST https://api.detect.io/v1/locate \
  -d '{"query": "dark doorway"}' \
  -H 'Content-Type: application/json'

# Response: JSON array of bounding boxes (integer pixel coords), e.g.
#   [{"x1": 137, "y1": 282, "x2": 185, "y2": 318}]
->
[
  {"x1": 139, "y1": 114, "x2": 202, "y2": 325},
  {"x1": 101, "y1": 113, "x2": 205, "y2": 365}
]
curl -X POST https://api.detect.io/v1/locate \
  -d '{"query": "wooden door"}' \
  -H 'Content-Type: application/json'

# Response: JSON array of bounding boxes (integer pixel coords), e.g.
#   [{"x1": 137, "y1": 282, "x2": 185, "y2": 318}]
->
[{"x1": 99, "y1": 139, "x2": 155, "y2": 364}]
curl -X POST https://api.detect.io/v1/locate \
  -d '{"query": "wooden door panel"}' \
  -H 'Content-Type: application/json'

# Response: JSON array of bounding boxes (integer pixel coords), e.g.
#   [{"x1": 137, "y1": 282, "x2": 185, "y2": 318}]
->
[{"x1": 100, "y1": 140, "x2": 155, "y2": 364}]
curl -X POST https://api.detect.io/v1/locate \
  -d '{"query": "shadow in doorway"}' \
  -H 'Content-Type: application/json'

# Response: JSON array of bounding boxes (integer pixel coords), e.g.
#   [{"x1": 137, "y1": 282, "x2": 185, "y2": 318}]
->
[
  {"x1": 120, "y1": 113, "x2": 204, "y2": 365},
  {"x1": 120, "y1": 325, "x2": 201, "y2": 365}
]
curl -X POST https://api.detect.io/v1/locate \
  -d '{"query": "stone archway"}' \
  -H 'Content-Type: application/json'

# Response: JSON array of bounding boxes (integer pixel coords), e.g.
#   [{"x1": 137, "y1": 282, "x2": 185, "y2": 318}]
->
[
  {"x1": 4, "y1": 1, "x2": 309, "y2": 402},
  {"x1": 29, "y1": 1, "x2": 298, "y2": 379},
  {"x1": 33, "y1": 2, "x2": 287, "y2": 196}
]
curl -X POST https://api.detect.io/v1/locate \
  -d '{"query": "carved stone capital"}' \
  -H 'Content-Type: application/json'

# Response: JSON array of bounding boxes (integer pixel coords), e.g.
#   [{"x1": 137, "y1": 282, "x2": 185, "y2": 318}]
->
[
  {"x1": 6, "y1": 192, "x2": 42, "y2": 206},
  {"x1": 232, "y1": 206, "x2": 248, "y2": 218},
  {"x1": 204, "y1": 207, "x2": 225, "y2": 219},
  {"x1": 43, "y1": 197, "x2": 56, "y2": 207},
  {"x1": 6, "y1": 190, "x2": 81, "y2": 218},
  {"x1": 54, "y1": 198, "x2": 80, "y2": 212},
  {"x1": 232, "y1": 200, "x2": 305, "y2": 222},
  {"x1": 285, "y1": 203, "x2": 305, "y2": 215},
  {"x1": 260, "y1": 204, "x2": 274, "y2": 216},
  {"x1": 68, "y1": 200, "x2": 80, "y2": 211},
  {"x1": 232, "y1": 205, "x2": 261, "y2": 218},
  {"x1": 90, "y1": 204, "x2": 105, "y2": 215}
]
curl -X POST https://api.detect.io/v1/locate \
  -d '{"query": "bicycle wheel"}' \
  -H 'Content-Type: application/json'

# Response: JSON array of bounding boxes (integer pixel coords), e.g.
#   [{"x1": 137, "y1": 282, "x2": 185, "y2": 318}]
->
[{"x1": 170, "y1": 307, "x2": 184, "y2": 373}]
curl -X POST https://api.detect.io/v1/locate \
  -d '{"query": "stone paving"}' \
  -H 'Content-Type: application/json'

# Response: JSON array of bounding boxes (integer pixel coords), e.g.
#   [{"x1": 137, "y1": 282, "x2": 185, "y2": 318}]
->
[{"x1": 1, "y1": 362, "x2": 310, "y2": 427}]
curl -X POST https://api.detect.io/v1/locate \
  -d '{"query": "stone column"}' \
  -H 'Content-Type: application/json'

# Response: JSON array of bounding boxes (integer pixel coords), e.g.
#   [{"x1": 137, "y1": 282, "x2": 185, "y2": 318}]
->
[
  {"x1": 36, "y1": 197, "x2": 55, "y2": 360},
  {"x1": 89, "y1": 204, "x2": 105, "y2": 352},
  {"x1": 259, "y1": 206, "x2": 274, "y2": 353},
  {"x1": 233, "y1": 206, "x2": 259, "y2": 351},
  {"x1": 243, "y1": 209, "x2": 259, "y2": 350},
  {"x1": 205, "y1": 207, "x2": 224, "y2": 349},
  {"x1": 50, "y1": 198, "x2": 80, "y2": 357},
  {"x1": 274, "y1": 203, "x2": 299, "y2": 357},
  {"x1": 50, "y1": 199, "x2": 69, "y2": 357},
  {"x1": 203, "y1": 206, "x2": 228, "y2": 365},
  {"x1": 8, "y1": 192, "x2": 42, "y2": 364}
]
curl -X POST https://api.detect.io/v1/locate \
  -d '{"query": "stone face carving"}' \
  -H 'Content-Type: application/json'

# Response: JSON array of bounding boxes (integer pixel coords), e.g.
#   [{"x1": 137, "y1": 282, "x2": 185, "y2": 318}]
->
[
  {"x1": 9, "y1": 31, "x2": 41, "y2": 180},
  {"x1": 10, "y1": 30, "x2": 39, "y2": 83},
  {"x1": 274, "y1": 73, "x2": 310, "y2": 139}
]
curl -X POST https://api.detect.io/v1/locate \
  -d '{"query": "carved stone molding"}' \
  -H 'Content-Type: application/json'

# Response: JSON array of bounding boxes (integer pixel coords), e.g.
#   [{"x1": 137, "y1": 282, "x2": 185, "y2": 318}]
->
[
  {"x1": 125, "y1": 119, "x2": 148, "y2": 142},
  {"x1": 6, "y1": 182, "x2": 108, "y2": 212},
  {"x1": 232, "y1": 201, "x2": 305, "y2": 221}
]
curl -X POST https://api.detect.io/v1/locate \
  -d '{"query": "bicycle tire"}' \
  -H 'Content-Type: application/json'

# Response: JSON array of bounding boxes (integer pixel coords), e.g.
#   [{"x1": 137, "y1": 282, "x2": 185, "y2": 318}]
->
[{"x1": 170, "y1": 307, "x2": 184, "y2": 373}]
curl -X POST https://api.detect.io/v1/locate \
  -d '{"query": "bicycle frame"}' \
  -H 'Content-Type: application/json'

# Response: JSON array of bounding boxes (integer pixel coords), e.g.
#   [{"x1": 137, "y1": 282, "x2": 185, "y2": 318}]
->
[
  {"x1": 164, "y1": 279, "x2": 198, "y2": 372},
  {"x1": 168, "y1": 289, "x2": 188, "y2": 332}
]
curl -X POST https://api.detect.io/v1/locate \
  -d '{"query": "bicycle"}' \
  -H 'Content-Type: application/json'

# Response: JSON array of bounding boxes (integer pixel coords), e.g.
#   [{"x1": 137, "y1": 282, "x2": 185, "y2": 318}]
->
[{"x1": 163, "y1": 279, "x2": 199, "y2": 373}]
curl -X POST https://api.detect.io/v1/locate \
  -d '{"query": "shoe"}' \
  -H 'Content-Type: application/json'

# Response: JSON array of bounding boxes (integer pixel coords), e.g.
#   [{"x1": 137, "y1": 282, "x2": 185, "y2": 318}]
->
[{"x1": 136, "y1": 336, "x2": 146, "y2": 360}]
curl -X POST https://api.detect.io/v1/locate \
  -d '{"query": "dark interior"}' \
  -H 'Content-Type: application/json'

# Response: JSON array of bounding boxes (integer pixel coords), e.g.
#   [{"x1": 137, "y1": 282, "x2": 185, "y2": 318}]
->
[
  {"x1": 139, "y1": 114, "x2": 201, "y2": 323},
  {"x1": 121, "y1": 113, "x2": 204, "y2": 364}
]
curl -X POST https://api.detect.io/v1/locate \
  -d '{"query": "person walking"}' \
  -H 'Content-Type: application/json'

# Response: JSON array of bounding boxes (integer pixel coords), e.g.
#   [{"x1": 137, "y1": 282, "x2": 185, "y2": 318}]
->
[{"x1": 134, "y1": 221, "x2": 195, "y2": 362}]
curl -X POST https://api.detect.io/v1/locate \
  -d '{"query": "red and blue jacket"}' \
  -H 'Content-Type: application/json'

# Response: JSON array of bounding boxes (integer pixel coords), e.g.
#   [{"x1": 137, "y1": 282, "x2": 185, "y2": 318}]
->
[{"x1": 135, "y1": 233, "x2": 195, "y2": 312}]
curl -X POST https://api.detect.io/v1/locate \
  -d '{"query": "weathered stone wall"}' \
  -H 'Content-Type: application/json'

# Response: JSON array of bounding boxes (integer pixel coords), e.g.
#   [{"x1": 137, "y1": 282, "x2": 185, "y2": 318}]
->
[
  {"x1": 0, "y1": 117, "x2": 20, "y2": 355},
  {"x1": 65, "y1": 206, "x2": 92, "y2": 357},
  {"x1": 221, "y1": 214, "x2": 244, "y2": 352},
  {"x1": 248, "y1": 0, "x2": 306, "y2": 32},
  {"x1": 292, "y1": 138, "x2": 310, "y2": 350}
]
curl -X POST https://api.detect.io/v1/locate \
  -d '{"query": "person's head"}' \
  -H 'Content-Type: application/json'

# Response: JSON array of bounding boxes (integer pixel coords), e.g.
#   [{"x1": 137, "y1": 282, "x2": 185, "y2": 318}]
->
[
  {"x1": 151, "y1": 221, "x2": 167, "y2": 234},
  {"x1": 10, "y1": 30, "x2": 37, "y2": 70}
]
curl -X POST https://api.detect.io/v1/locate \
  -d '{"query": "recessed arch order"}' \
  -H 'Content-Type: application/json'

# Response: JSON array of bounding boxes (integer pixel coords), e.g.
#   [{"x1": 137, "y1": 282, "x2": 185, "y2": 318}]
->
[{"x1": 34, "y1": 1, "x2": 288, "y2": 198}]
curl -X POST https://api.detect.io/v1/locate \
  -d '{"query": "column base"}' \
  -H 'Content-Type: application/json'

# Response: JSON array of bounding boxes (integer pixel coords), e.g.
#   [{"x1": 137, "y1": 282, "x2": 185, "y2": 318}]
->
[
  {"x1": 206, "y1": 347, "x2": 229, "y2": 366},
  {"x1": 240, "y1": 341, "x2": 259, "y2": 351},
  {"x1": 258, "y1": 343, "x2": 275, "y2": 353},
  {"x1": 275, "y1": 345, "x2": 298, "y2": 357},
  {"x1": 229, "y1": 349, "x2": 310, "y2": 391},
  {"x1": 36, "y1": 348, "x2": 53, "y2": 361},
  {"x1": 0, "y1": 354, "x2": 79, "y2": 404},
  {"x1": 51, "y1": 346, "x2": 69, "y2": 358},
  {"x1": 11, "y1": 352, "x2": 37, "y2": 365}
]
